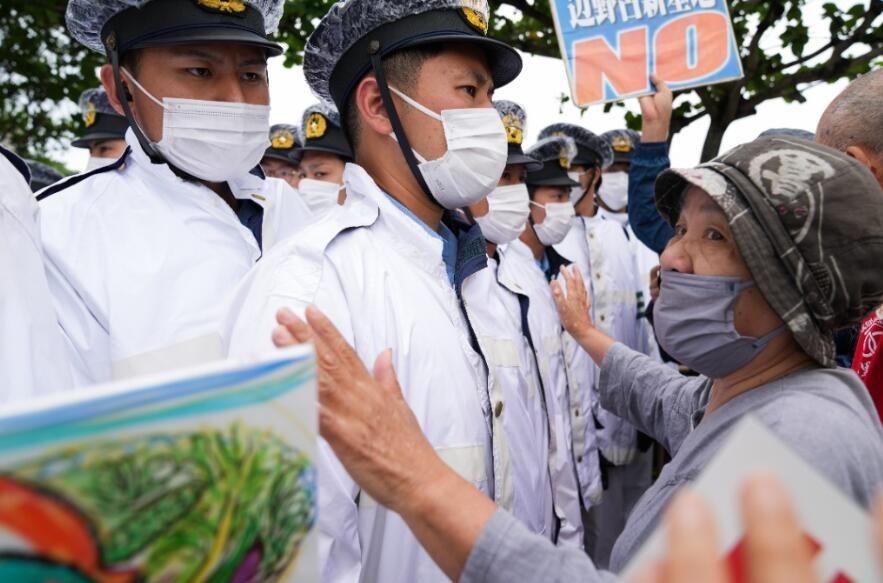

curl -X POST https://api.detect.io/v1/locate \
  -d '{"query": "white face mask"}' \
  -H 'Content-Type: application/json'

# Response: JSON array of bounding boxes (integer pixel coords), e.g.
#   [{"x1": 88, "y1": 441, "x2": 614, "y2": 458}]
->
[
  {"x1": 388, "y1": 86, "x2": 508, "y2": 210},
  {"x1": 85, "y1": 156, "x2": 117, "y2": 172},
  {"x1": 598, "y1": 171, "x2": 629, "y2": 212},
  {"x1": 298, "y1": 178, "x2": 344, "y2": 214},
  {"x1": 530, "y1": 201, "x2": 575, "y2": 246},
  {"x1": 122, "y1": 68, "x2": 270, "y2": 183},
  {"x1": 475, "y1": 183, "x2": 530, "y2": 245},
  {"x1": 567, "y1": 171, "x2": 587, "y2": 204}
]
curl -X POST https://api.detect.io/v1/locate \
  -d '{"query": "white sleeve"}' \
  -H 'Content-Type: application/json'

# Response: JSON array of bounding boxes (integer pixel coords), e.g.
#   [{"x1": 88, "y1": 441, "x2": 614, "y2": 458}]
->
[
  {"x1": 0, "y1": 156, "x2": 73, "y2": 399},
  {"x1": 223, "y1": 252, "x2": 364, "y2": 582}
]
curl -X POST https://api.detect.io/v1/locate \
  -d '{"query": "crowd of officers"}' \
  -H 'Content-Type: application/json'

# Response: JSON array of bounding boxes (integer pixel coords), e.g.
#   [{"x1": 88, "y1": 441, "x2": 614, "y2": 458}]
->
[{"x1": 2, "y1": 0, "x2": 883, "y2": 582}]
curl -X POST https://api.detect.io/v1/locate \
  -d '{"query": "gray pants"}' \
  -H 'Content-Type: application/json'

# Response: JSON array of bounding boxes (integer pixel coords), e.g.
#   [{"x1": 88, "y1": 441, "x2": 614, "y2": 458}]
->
[{"x1": 583, "y1": 449, "x2": 654, "y2": 569}]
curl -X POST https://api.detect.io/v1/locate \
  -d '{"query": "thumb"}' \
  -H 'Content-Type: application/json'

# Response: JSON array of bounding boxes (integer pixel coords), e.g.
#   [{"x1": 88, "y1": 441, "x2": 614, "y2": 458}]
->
[{"x1": 373, "y1": 349, "x2": 402, "y2": 397}]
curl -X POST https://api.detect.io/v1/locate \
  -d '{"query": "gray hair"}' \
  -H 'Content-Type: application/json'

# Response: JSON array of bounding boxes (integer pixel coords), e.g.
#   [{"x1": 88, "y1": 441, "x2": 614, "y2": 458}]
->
[{"x1": 816, "y1": 69, "x2": 883, "y2": 155}]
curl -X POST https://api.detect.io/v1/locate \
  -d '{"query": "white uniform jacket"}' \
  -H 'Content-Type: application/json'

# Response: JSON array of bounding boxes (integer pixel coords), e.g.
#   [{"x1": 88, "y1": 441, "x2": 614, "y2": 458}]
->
[
  {"x1": 0, "y1": 149, "x2": 72, "y2": 401},
  {"x1": 38, "y1": 131, "x2": 312, "y2": 387},
  {"x1": 552, "y1": 219, "x2": 606, "y2": 508},
  {"x1": 223, "y1": 164, "x2": 493, "y2": 583},
  {"x1": 557, "y1": 215, "x2": 654, "y2": 466},
  {"x1": 463, "y1": 255, "x2": 555, "y2": 538},
  {"x1": 498, "y1": 239, "x2": 586, "y2": 548}
]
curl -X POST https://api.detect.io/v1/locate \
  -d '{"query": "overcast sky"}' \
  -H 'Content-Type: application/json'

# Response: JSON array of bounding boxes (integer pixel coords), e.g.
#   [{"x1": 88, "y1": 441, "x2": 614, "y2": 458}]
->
[{"x1": 62, "y1": 0, "x2": 866, "y2": 172}]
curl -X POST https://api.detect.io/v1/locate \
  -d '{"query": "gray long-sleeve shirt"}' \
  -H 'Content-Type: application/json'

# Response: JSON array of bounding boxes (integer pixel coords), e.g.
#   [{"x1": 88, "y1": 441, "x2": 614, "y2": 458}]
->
[{"x1": 461, "y1": 342, "x2": 883, "y2": 582}]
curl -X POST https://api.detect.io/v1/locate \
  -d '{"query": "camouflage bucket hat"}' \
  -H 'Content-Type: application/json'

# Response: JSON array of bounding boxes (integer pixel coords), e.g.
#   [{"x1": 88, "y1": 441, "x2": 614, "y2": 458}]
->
[{"x1": 656, "y1": 137, "x2": 883, "y2": 368}]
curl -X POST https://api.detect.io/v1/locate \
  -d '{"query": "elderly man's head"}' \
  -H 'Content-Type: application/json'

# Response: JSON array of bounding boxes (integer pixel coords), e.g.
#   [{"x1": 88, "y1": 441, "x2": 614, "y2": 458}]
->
[{"x1": 816, "y1": 69, "x2": 883, "y2": 188}]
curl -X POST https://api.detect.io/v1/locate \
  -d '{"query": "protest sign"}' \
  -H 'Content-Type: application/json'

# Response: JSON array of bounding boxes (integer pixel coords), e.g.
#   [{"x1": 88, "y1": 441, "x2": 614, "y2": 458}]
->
[
  {"x1": 621, "y1": 416, "x2": 879, "y2": 583},
  {"x1": 0, "y1": 347, "x2": 318, "y2": 582},
  {"x1": 550, "y1": 0, "x2": 744, "y2": 106}
]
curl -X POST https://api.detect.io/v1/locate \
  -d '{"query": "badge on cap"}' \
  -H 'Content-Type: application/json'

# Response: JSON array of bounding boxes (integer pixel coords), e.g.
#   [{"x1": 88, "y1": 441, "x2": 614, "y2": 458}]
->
[
  {"x1": 84, "y1": 102, "x2": 97, "y2": 128},
  {"x1": 305, "y1": 113, "x2": 328, "y2": 140},
  {"x1": 502, "y1": 113, "x2": 523, "y2": 146},
  {"x1": 271, "y1": 128, "x2": 295, "y2": 150},
  {"x1": 611, "y1": 135, "x2": 633, "y2": 153},
  {"x1": 461, "y1": 1, "x2": 489, "y2": 35},
  {"x1": 195, "y1": 0, "x2": 247, "y2": 15},
  {"x1": 559, "y1": 151, "x2": 571, "y2": 170}
]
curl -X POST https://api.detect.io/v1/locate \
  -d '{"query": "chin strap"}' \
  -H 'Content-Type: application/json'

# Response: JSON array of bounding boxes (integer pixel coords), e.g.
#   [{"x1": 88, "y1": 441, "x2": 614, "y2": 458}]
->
[
  {"x1": 105, "y1": 33, "x2": 202, "y2": 183},
  {"x1": 368, "y1": 44, "x2": 440, "y2": 208}
]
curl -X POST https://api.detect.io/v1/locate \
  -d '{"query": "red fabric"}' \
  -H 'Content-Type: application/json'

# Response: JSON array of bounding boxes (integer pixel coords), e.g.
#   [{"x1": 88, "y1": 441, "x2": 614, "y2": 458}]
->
[{"x1": 853, "y1": 312, "x2": 883, "y2": 422}]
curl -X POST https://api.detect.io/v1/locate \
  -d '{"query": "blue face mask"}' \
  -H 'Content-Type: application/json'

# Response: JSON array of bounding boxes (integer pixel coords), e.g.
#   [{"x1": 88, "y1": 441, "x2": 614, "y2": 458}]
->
[{"x1": 654, "y1": 271, "x2": 787, "y2": 379}]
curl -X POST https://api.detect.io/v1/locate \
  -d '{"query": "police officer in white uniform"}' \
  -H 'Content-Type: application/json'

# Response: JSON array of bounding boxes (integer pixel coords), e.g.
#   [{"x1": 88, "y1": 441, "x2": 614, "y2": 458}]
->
[
  {"x1": 599, "y1": 129, "x2": 660, "y2": 314},
  {"x1": 296, "y1": 102, "x2": 354, "y2": 215},
  {"x1": 547, "y1": 123, "x2": 656, "y2": 568},
  {"x1": 223, "y1": 1, "x2": 522, "y2": 581},
  {"x1": 40, "y1": 0, "x2": 312, "y2": 387},
  {"x1": 0, "y1": 145, "x2": 72, "y2": 401},
  {"x1": 461, "y1": 100, "x2": 556, "y2": 540},
  {"x1": 72, "y1": 87, "x2": 129, "y2": 172},
  {"x1": 497, "y1": 135, "x2": 595, "y2": 548},
  {"x1": 261, "y1": 123, "x2": 302, "y2": 189}
]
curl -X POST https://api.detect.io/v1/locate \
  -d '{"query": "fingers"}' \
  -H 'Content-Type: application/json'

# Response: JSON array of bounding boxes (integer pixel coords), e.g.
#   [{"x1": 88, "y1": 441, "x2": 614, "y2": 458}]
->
[
  {"x1": 373, "y1": 349, "x2": 404, "y2": 399},
  {"x1": 276, "y1": 308, "x2": 312, "y2": 344},
  {"x1": 650, "y1": 74, "x2": 671, "y2": 97},
  {"x1": 662, "y1": 490, "x2": 728, "y2": 583},
  {"x1": 740, "y1": 472, "x2": 816, "y2": 583},
  {"x1": 304, "y1": 305, "x2": 365, "y2": 376}
]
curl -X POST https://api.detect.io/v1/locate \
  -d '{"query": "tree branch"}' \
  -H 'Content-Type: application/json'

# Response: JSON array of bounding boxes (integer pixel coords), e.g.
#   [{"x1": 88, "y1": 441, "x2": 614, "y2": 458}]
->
[{"x1": 498, "y1": 0, "x2": 554, "y2": 28}]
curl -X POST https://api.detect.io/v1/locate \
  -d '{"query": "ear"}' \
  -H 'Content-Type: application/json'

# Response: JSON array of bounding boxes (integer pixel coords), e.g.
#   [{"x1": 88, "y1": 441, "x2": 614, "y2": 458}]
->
[
  {"x1": 100, "y1": 64, "x2": 130, "y2": 117},
  {"x1": 354, "y1": 76, "x2": 393, "y2": 138},
  {"x1": 846, "y1": 145, "x2": 883, "y2": 186}
]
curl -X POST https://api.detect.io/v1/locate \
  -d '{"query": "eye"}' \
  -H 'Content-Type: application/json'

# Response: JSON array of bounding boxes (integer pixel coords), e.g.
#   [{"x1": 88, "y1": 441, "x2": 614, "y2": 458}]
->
[
  {"x1": 186, "y1": 67, "x2": 211, "y2": 78},
  {"x1": 460, "y1": 85, "x2": 477, "y2": 98},
  {"x1": 501, "y1": 171, "x2": 511, "y2": 181},
  {"x1": 315, "y1": 171, "x2": 327, "y2": 179},
  {"x1": 241, "y1": 71, "x2": 265, "y2": 83},
  {"x1": 673, "y1": 224, "x2": 687, "y2": 237},
  {"x1": 705, "y1": 228, "x2": 725, "y2": 241}
]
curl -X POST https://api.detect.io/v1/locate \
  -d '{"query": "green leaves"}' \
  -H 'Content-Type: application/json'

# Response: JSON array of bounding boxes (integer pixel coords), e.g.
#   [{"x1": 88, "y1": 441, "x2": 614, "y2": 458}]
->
[{"x1": 3, "y1": 0, "x2": 880, "y2": 165}]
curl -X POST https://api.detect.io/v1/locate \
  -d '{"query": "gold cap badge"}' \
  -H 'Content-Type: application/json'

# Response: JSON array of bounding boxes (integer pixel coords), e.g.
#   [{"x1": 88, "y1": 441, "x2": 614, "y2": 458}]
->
[
  {"x1": 502, "y1": 113, "x2": 524, "y2": 146},
  {"x1": 611, "y1": 135, "x2": 633, "y2": 153},
  {"x1": 305, "y1": 113, "x2": 328, "y2": 140},
  {"x1": 271, "y1": 129, "x2": 295, "y2": 150},
  {"x1": 559, "y1": 150, "x2": 571, "y2": 170},
  {"x1": 195, "y1": 0, "x2": 247, "y2": 14},
  {"x1": 84, "y1": 102, "x2": 97, "y2": 128},
  {"x1": 461, "y1": 5, "x2": 489, "y2": 35}
]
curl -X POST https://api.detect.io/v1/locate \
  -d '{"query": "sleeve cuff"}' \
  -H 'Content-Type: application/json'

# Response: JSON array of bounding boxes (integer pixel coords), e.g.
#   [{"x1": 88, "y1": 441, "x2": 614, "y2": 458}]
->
[
  {"x1": 635, "y1": 141, "x2": 669, "y2": 160},
  {"x1": 460, "y1": 510, "x2": 522, "y2": 583}
]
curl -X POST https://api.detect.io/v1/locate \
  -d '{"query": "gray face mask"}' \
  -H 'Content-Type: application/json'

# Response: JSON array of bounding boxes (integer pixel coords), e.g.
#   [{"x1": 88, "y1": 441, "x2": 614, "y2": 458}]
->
[{"x1": 654, "y1": 271, "x2": 787, "y2": 379}]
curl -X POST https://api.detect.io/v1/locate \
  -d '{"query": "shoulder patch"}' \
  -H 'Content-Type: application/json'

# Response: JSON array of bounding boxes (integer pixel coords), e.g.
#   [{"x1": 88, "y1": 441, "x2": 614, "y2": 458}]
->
[{"x1": 37, "y1": 148, "x2": 130, "y2": 202}]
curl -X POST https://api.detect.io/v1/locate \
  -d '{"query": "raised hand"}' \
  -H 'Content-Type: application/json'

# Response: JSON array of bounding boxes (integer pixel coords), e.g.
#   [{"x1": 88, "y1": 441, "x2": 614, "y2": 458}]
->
[
  {"x1": 551, "y1": 265, "x2": 595, "y2": 341},
  {"x1": 638, "y1": 75, "x2": 673, "y2": 144}
]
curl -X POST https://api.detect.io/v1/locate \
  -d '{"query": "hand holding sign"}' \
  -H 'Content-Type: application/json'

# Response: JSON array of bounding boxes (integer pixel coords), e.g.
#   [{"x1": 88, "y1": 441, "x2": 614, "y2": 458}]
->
[
  {"x1": 551, "y1": 0, "x2": 744, "y2": 106},
  {"x1": 622, "y1": 417, "x2": 881, "y2": 583}
]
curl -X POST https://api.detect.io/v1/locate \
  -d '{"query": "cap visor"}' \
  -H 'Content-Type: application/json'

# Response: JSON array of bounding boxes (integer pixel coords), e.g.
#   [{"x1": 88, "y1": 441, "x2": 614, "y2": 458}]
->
[
  {"x1": 507, "y1": 152, "x2": 543, "y2": 172},
  {"x1": 298, "y1": 145, "x2": 353, "y2": 162},
  {"x1": 133, "y1": 28, "x2": 283, "y2": 56},
  {"x1": 71, "y1": 132, "x2": 128, "y2": 149},
  {"x1": 655, "y1": 167, "x2": 731, "y2": 226},
  {"x1": 528, "y1": 176, "x2": 580, "y2": 187}
]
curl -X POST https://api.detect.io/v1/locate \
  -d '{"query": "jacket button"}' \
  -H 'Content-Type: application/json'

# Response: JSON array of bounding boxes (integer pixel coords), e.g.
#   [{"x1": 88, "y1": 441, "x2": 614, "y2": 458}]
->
[
  {"x1": 574, "y1": 408, "x2": 580, "y2": 417},
  {"x1": 494, "y1": 401, "x2": 504, "y2": 418},
  {"x1": 577, "y1": 456, "x2": 583, "y2": 463}
]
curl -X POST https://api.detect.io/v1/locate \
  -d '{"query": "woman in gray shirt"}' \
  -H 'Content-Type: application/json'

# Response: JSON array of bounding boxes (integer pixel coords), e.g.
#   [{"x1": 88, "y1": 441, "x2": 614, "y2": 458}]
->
[{"x1": 277, "y1": 136, "x2": 883, "y2": 582}]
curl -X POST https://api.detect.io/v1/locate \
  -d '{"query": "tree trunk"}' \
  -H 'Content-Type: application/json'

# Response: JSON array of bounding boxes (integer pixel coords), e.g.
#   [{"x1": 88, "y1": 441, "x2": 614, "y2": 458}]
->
[{"x1": 700, "y1": 121, "x2": 728, "y2": 162}]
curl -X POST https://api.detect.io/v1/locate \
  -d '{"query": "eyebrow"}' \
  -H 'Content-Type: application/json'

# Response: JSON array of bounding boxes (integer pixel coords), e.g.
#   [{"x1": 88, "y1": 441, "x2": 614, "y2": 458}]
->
[
  {"x1": 172, "y1": 48, "x2": 223, "y2": 63},
  {"x1": 169, "y1": 48, "x2": 267, "y2": 68}
]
